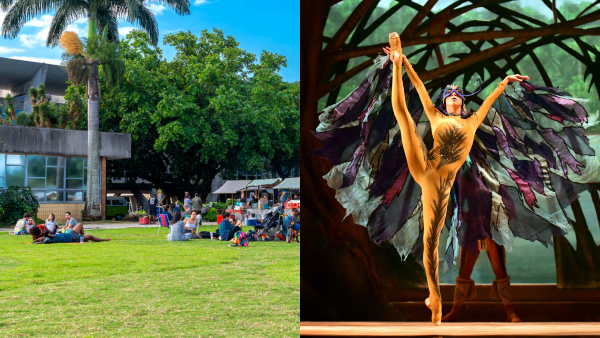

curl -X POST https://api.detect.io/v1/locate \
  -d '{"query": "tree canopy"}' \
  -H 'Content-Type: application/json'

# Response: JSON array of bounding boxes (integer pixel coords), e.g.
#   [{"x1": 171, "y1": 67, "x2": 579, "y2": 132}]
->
[{"x1": 100, "y1": 29, "x2": 299, "y2": 201}]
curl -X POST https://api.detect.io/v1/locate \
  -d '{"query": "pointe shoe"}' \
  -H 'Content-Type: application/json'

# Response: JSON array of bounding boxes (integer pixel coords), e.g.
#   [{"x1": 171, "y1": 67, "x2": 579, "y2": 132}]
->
[
  {"x1": 425, "y1": 298, "x2": 442, "y2": 325},
  {"x1": 388, "y1": 32, "x2": 402, "y2": 63}
]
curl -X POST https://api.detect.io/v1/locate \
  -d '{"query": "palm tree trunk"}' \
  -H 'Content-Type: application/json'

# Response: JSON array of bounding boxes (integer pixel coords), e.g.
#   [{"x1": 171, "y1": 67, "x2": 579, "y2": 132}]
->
[{"x1": 86, "y1": 58, "x2": 101, "y2": 216}]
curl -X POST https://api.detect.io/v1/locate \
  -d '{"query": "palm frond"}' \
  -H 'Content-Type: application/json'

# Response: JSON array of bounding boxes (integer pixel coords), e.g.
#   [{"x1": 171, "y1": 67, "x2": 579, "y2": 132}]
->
[
  {"x1": 47, "y1": 0, "x2": 88, "y2": 47},
  {"x1": 1, "y1": 0, "x2": 63, "y2": 39}
]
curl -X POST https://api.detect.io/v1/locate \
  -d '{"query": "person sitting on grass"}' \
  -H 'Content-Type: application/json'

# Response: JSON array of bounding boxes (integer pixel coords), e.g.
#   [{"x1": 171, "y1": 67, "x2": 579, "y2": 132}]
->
[
  {"x1": 226, "y1": 214, "x2": 242, "y2": 242},
  {"x1": 46, "y1": 213, "x2": 58, "y2": 235},
  {"x1": 11, "y1": 213, "x2": 33, "y2": 235},
  {"x1": 184, "y1": 209, "x2": 199, "y2": 234},
  {"x1": 31, "y1": 223, "x2": 111, "y2": 243},
  {"x1": 168, "y1": 212, "x2": 189, "y2": 241},
  {"x1": 60, "y1": 212, "x2": 78, "y2": 233},
  {"x1": 219, "y1": 212, "x2": 234, "y2": 241}
]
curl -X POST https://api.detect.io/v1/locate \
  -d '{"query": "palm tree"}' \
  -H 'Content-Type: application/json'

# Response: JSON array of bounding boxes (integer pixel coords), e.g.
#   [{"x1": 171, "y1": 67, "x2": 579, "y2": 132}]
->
[{"x1": 0, "y1": 0, "x2": 190, "y2": 216}]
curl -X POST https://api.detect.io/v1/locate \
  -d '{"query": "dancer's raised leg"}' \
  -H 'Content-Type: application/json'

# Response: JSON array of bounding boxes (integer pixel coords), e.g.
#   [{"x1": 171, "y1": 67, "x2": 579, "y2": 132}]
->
[{"x1": 388, "y1": 32, "x2": 431, "y2": 183}]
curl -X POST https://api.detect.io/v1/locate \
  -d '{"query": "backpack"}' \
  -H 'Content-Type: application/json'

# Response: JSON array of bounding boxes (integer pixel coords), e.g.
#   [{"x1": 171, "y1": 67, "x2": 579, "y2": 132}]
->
[{"x1": 231, "y1": 231, "x2": 248, "y2": 247}]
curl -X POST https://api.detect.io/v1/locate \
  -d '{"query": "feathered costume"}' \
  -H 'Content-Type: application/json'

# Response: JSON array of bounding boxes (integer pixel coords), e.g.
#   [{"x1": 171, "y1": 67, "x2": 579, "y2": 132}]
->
[{"x1": 312, "y1": 55, "x2": 600, "y2": 268}]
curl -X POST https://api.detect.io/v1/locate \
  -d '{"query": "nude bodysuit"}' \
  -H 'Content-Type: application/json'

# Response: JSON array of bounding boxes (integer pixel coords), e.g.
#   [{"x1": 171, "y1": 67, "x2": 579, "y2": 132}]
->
[{"x1": 390, "y1": 44, "x2": 508, "y2": 324}]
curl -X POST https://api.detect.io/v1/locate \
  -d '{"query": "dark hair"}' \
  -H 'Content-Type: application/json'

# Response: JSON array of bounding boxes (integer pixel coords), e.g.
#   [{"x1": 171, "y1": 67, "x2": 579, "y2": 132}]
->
[
  {"x1": 195, "y1": 193, "x2": 199, "y2": 197},
  {"x1": 292, "y1": 208, "x2": 299, "y2": 214},
  {"x1": 224, "y1": 212, "x2": 230, "y2": 218},
  {"x1": 29, "y1": 225, "x2": 41, "y2": 237},
  {"x1": 23, "y1": 212, "x2": 32, "y2": 219},
  {"x1": 65, "y1": 211, "x2": 71, "y2": 216},
  {"x1": 172, "y1": 211, "x2": 182, "y2": 223},
  {"x1": 191, "y1": 209, "x2": 198, "y2": 215}
]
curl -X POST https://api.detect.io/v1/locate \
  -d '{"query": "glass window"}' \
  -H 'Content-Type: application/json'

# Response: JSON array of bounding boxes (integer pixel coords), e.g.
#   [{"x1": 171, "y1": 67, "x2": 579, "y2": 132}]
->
[
  {"x1": 84, "y1": 169, "x2": 87, "y2": 189},
  {"x1": 6, "y1": 166, "x2": 25, "y2": 187},
  {"x1": 28, "y1": 178, "x2": 45, "y2": 189},
  {"x1": 46, "y1": 167, "x2": 64, "y2": 189},
  {"x1": 27, "y1": 155, "x2": 46, "y2": 178},
  {"x1": 67, "y1": 191, "x2": 83, "y2": 201},
  {"x1": 6, "y1": 155, "x2": 25, "y2": 166},
  {"x1": 0, "y1": 177, "x2": 5, "y2": 188},
  {"x1": 0, "y1": 154, "x2": 5, "y2": 176},
  {"x1": 66, "y1": 157, "x2": 84, "y2": 178},
  {"x1": 47, "y1": 156, "x2": 58, "y2": 166},
  {"x1": 66, "y1": 179, "x2": 83, "y2": 189},
  {"x1": 33, "y1": 190, "x2": 45, "y2": 201},
  {"x1": 46, "y1": 191, "x2": 64, "y2": 202},
  {"x1": 113, "y1": 199, "x2": 125, "y2": 206}
]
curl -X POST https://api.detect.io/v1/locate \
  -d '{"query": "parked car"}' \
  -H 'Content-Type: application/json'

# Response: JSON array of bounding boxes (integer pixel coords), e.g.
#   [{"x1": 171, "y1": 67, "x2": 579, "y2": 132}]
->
[{"x1": 106, "y1": 196, "x2": 128, "y2": 220}]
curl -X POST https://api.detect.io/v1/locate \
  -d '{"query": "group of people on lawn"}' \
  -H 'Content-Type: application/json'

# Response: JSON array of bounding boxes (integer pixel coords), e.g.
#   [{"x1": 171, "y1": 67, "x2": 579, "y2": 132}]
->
[
  {"x1": 219, "y1": 207, "x2": 300, "y2": 244},
  {"x1": 12, "y1": 211, "x2": 111, "y2": 244}
]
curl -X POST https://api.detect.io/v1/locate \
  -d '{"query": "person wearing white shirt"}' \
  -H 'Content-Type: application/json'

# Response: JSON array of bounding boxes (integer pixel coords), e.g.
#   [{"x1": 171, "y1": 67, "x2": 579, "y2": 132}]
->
[{"x1": 45, "y1": 213, "x2": 58, "y2": 234}]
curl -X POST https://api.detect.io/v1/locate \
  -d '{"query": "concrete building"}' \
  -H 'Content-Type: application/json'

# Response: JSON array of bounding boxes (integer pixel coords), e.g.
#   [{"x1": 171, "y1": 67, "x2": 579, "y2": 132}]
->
[
  {"x1": 0, "y1": 57, "x2": 68, "y2": 116},
  {"x1": 0, "y1": 125, "x2": 131, "y2": 222}
]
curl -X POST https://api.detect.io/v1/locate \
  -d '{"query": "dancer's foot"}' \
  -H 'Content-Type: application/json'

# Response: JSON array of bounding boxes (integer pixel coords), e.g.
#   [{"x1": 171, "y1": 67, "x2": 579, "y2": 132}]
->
[
  {"x1": 507, "y1": 312, "x2": 521, "y2": 322},
  {"x1": 425, "y1": 298, "x2": 442, "y2": 325},
  {"x1": 388, "y1": 32, "x2": 402, "y2": 63}
]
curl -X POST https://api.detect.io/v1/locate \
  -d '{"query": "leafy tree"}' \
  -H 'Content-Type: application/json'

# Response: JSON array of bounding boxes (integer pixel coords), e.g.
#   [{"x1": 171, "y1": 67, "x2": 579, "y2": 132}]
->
[
  {"x1": 0, "y1": 186, "x2": 40, "y2": 226},
  {"x1": 100, "y1": 29, "x2": 299, "y2": 201},
  {"x1": 1, "y1": 0, "x2": 191, "y2": 216}
]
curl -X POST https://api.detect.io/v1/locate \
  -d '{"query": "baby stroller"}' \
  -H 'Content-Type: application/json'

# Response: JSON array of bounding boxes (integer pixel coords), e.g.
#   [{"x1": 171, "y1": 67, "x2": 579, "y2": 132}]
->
[{"x1": 252, "y1": 205, "x2": 283, "y2": 241}]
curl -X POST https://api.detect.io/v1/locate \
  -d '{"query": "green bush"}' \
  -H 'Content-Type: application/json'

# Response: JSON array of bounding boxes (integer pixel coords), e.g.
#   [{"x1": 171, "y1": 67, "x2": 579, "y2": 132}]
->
[
  {"x1": 16, "y1": 111, "x2": 33, "y2": 126},
  {"x1": 205, "y1": 207, "x2": 218, "y2": 222},
  {"x1": 0, "y1": 186, "x2": 40, "y2": 226},
  {"x1": 213, "y1": 201, "x2": 229, "y2": 210}
]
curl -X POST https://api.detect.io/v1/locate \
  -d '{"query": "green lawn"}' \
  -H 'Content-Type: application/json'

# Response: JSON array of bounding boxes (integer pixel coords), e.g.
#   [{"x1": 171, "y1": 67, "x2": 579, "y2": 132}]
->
[{"x1": 0, "y1": 226, "x2": 299, "y2": 337}]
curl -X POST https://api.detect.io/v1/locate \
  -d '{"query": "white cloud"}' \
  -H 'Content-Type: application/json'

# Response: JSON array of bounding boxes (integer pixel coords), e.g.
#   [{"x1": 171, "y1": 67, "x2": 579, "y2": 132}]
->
[
  {"x1": 0, "y1": 47, "x2": 25, "y2": 54},
  {"x1": 194, "y1": 0, "x2": 209, "y2": 5},
  {"x1": 24, "y1": 14, "x2": 53, "y2": 28},
  {"x1": 9, "y1": 56, "x2": 62, "y2": 65},
  {"x1": 19, "y1": 26, "x2": 51, "y2": 48},
  {"x1": 148, "y1": 4, "x2": 167, "y2": 15},
  {"x1": 119, "y1": 26, "x2": 136, "y2": 38}
]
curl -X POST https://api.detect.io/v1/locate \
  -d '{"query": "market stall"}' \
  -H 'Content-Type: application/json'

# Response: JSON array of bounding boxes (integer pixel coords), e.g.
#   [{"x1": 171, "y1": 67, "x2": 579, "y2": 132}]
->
[
  {"x1": 240, "y1": 178, "x2": 283, "y2": 225},
  {"x1": 276, "y1": 177, "x2": 300, "y2": 214}
]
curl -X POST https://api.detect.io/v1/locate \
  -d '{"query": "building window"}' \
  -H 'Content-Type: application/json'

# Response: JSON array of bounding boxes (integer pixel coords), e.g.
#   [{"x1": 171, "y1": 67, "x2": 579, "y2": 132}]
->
[{"x1": 0, "y1": 153, "x2": 92, "y2": 203}]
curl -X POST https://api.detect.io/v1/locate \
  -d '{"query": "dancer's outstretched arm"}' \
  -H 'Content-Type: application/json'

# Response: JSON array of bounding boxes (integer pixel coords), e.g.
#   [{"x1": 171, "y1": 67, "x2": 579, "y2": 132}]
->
[{"x1": 469, "y1": 75, "x2": 529, "y2": 128}]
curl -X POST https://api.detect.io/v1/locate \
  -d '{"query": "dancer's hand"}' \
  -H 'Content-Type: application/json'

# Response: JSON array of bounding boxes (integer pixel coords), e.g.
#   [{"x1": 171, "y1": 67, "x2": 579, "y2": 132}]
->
[
  {"x1": 505, "y1": 74, "x2": 529, "y2": 83},
  {"x1": 388, "y1": 32, "x2": 402, "y2": 64},
  {"x1": 383, "y1": 47, "x2": 410, "y2": 65}
]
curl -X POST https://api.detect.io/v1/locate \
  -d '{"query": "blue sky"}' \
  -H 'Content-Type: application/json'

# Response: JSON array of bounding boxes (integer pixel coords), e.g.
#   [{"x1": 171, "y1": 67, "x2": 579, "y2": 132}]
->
[{"x1": 0, "y1": 0, "x2": 299, "y2": 82}]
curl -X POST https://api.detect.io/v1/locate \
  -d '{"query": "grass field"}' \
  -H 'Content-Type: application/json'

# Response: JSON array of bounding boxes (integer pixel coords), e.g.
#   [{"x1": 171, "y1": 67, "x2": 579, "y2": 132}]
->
[{"x1": 0, "y1": 226, "x2": 299, "y2": 337}]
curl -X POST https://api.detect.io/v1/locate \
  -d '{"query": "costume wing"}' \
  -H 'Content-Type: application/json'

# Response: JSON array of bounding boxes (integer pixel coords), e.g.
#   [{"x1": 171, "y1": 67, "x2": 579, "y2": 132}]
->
[
  {"x1": 312, "y1": 56, "x2": 435, "y2": 262},
  {"x1": 455, "y1": 82, "x2": 600, "y2": 263}
]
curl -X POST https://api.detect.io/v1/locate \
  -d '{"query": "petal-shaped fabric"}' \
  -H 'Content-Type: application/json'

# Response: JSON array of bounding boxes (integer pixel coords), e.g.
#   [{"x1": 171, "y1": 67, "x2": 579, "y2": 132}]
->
[{"x1": 311, "y1": 56, "x2": 600, "y2": 268}]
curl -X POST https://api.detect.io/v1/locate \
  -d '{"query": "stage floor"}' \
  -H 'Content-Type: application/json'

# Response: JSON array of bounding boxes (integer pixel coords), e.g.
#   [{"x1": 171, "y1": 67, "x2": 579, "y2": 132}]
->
[{"x1": 300, "y1": 322, "x2": 600, "y2": 337}]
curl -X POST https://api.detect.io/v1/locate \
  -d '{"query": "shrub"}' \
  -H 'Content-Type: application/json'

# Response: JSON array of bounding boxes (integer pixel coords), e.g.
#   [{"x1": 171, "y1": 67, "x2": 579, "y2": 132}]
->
[
  {"x1": 205, "y1": 207, "x2": 218, "y2": 222},
  {"x1": 0, "y1": 186, "x2": 40, "y2": 226}
]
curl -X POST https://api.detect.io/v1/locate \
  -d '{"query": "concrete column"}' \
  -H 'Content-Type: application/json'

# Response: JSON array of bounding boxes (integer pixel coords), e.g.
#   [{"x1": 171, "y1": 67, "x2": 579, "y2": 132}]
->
[
  {"x1": 101, "y1": 157, "x2": 107, "y2": 220},
  {"x1": 22, "y1": 64, "x2": 48, "y2": 113}
]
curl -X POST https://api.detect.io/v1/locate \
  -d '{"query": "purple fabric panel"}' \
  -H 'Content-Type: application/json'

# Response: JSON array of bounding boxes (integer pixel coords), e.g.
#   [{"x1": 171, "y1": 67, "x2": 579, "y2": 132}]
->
[
  {"x1": 457, "y1": 164, "x2": 492, "y2": 253},
  {"x1": 475, "y1": 129, "x2": 499, "y2": 161},
  {"x1": 520, "y1": 81, "x2": 571, "y2": 97},
  {"x1": 500, "y1": 115, "x2": 527, "y2": 154},
  {"x1": 523, "y1": 135, "x2": 558, "y2": 170},
  {"x1": 367, "y1": 130, "x2": 407, "y2": 199},
  {"x1": 552, "y1": 96, "x2": 588, "y2": 123},
  {"x1": 557, "y1": 127, "x2": 595, "y2": 156},
  {"x1": 368, "y1": 171, "x2": 421, "y2": 244},
  {"x1": 492, "y1": 126, "x2": 516, "y2": 160},
  {"x1": 511, "y1": 159, "x2": 545, "y2": 196},
  {"x1": 541, "y1": 129, "x2": 584, "y2": 175},
  {"x1": 521, "y1": 91, "x2": 581, "y2": 124},
  {"x1": 310, "y1": 127, "x2": 362, "y2": 165}
]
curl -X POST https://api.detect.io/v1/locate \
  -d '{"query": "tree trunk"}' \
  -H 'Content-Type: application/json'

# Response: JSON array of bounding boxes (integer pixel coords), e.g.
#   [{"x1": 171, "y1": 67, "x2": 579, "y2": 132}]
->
[{"x1": 86, "y1": 58, "x2": 101, "y2": 216}]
